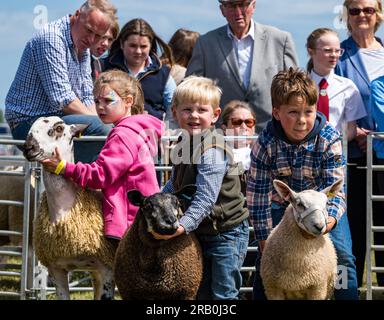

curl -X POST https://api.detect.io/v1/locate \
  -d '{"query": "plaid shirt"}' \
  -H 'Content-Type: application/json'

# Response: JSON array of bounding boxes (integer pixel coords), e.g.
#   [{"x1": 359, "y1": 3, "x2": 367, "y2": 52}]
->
[
  {"x1": 5, "y1": 15, "x2": 94, "y2": 129},
  {"x1": 246, "y1": 121, "x2": 346, "y2": 241}
]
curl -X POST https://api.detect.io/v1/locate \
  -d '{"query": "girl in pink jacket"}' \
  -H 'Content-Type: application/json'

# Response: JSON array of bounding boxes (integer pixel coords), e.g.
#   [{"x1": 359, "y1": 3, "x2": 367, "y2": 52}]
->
[{"x1": 41, "y1": 70, "x2": 164, "y2": 247}]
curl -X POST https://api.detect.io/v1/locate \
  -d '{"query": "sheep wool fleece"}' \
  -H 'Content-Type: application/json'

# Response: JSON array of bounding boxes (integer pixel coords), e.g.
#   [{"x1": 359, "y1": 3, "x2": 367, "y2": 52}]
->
[{"x1": 33, "y1": 189, "x2": 114, "y2": 268}]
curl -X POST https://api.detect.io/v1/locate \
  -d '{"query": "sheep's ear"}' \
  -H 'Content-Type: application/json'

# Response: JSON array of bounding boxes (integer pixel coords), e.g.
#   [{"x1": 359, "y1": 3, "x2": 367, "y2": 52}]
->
[
  {"x1": 321, "y1": 178, "x2": 344, "y2": 199},
  {"x1": 127, "y1": 190, "x2": 145, "y2": 206},
  {"x1": 273, "y1": 179, "x2": 296, "y2": 203},
  {"x1": 70, "y1": 124, "x2": 90, "y2": 138}
]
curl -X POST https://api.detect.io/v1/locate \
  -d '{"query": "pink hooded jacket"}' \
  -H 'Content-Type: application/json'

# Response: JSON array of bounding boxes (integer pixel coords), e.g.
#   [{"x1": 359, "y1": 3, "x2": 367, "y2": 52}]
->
[{"x1": 64, "y1": 114, "x2": 164, "y2": 239}]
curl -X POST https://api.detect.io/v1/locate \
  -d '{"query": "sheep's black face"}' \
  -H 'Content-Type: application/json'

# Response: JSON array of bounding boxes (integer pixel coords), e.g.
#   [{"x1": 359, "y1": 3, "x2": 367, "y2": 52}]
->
[{"x1": 141, "y1": 193, "x2": 181, "y2": 235}]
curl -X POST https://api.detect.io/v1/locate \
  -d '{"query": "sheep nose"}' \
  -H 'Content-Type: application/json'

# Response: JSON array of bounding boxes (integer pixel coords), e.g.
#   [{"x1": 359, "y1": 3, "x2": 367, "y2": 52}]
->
[
  {"x1": 164, "y1": 214, "x2": 177, "y2": 224},
  {"x1": 314, "y1": 223, "x2": 325, "y2": 233}
]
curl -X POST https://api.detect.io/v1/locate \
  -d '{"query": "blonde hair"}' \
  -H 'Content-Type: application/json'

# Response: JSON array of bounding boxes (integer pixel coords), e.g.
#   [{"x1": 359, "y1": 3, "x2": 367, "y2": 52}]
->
[
  {"x1": 340, "y1": 0, "x2": 384, "y2": 33},
  {"x1": 172, "y1": 76, "x2": 222, "y2": 110},
  {"x1": 221, "y1": 100, "x2": 255, "y2": 125},
  {"x1": 271, "y1": 68, "x2": 318, "y2": 109},
  {"x1": 93, "y1": 70, "x2": 144, "y2": 115}
]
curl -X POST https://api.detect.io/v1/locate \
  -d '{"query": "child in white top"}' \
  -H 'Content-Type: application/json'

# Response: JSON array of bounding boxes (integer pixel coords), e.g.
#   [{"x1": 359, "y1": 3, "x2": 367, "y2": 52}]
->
[{"x1": 306, "y1": 28, "x2": 366, "y2": 141}]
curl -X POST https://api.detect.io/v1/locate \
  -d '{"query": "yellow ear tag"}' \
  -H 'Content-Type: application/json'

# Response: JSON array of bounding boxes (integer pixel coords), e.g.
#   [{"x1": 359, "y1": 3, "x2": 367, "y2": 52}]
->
[
  {"x1": 327, "y1": 192, "x2": 335, "y2": 199},
  {"x1": 77, "y1": 132, "x2": 82, "y2": 139}
]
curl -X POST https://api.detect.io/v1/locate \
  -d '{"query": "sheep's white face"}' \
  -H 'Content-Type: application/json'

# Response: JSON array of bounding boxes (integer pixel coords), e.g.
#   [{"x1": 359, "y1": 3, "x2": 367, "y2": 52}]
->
[
  {"x1": 23, "y1": 116, "x2": 87, "y2": 162},
  {"x1": 290, "y1": 190, "x2": 328, "y2": 236},
  {"x1": 273, "y1": 179, "x2": 344, "y2": 236}
]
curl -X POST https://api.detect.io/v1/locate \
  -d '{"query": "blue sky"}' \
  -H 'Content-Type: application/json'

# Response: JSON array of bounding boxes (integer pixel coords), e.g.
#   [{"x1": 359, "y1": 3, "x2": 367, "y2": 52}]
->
[{"x1": 1, "y1": 0, "x2": 379, "y2": 115}]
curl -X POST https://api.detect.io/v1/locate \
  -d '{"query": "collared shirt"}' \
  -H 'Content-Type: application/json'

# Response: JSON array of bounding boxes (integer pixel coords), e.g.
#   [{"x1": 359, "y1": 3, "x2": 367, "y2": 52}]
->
[
  {"x1": 226, "y1": 20, "x2": 255, "y2": 90},
  {"x1": 311, "y1": 70, "x2": 367, "y2": 132},
  {"x1": 162, "y1": 147, "x2": 227, "y2": 234},
  {"x1": 246, "y1": 123, "x2": 346, "y2": 241},
  {"x1": 126, "y1": 55, "x2": 176, "y2": 111},
  {"x1": 5, "y1": 15, "x2": 94, "y2": 129}
]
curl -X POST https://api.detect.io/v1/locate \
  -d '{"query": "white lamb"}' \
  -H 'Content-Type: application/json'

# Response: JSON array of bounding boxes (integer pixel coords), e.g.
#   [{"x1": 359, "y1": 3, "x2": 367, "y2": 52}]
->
[
  {"x1": 23, "y1": 116, "x2": 115, "y2": 300},
  {"x1": 260, "y1": 179, "x2": 343, "y2": 300}
]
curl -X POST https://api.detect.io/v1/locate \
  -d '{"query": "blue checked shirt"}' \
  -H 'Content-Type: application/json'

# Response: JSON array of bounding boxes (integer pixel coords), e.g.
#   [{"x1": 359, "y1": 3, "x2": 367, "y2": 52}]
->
[
  {"x1": 5, "y1": 15, "x2": 94, "y2": 129},
  {"x1": 162, "y1": 147, "x2": 227, "y2": 234},
  {"x1": 246, "y1": 122, "x2": 346, "y2": 241}
]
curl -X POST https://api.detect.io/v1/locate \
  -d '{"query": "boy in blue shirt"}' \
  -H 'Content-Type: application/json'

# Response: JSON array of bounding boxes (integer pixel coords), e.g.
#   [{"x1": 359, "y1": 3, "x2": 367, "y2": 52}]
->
[
  {"x1": 247, "y1": 68, "x2": 358, "y2": 300},
  {"x1": 152, "y1": 75, "x2": 249, "y2": 300}
]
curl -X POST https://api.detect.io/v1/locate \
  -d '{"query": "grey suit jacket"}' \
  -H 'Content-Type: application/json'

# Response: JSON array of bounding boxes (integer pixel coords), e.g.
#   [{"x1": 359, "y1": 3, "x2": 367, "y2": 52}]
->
[{"x1": 186, "y1": 22, "x2": 298, "y2": 132}]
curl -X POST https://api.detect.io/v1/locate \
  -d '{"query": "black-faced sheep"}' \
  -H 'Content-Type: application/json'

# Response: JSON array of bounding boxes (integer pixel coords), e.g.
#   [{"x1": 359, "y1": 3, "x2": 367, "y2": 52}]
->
[
  {"x1": 260, "y1": 179, "x2": 343, "y2": 300},
  {"x1": 114, "y1": 187, "x2": 203, "y2": 300},
  {"x1": 23, "y1": 116, "x2": 115, "y2": 300}
]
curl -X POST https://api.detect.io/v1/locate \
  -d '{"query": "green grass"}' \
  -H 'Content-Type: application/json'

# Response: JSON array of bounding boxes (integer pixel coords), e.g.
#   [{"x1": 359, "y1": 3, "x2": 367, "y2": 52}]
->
[{"x1": 0, "y1": 257, "x2": 121, "y2": 300}]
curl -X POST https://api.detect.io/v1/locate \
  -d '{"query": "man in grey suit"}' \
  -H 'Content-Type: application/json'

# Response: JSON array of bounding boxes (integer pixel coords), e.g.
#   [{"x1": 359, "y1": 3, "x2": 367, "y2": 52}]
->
[{"x1": 186, "y1": 0, "x2": 298, "y2": 132}]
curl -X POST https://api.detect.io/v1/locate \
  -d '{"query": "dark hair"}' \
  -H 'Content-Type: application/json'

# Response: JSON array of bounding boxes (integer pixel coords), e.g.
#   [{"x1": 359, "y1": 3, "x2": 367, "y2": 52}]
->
[
  {"x1": 221, "y1": 100, "x2": 255, "y2": 125},
  {"x1": 306, "y1": 28, "x2": 338, "y2": 72},
  {"x1": 109, "y1": 18, "x2": 174, "y2": 65},
  {"x1": 168, "y1": 29, "x2": 200, "y2": 67},
  {"x1": 271, "y1": 68, "x2": 318, "y2": 109}
]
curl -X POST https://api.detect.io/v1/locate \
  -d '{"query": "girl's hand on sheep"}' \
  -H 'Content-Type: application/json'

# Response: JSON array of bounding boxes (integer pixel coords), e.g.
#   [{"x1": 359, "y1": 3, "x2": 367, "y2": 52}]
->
[
  {"x1": 324, "y1": 216, "x2": 337, "y2": 234},
  {"x1": 151, "y1": 226, "x2": 185, "y2": 240},
  {"x1": 41, "y1": 147, "x2": 65, "y2": 174}
]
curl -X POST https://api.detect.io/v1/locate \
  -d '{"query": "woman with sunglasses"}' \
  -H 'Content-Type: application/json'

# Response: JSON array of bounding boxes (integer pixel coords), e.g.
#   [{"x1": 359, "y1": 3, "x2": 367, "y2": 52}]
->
[
  {"x1": 221, "y1": 100, "x2": 256, "y2": 195},
  {"x1": 221, "y1": 100, "x2": 256, "y2": 300},
  {"x1": 307, "y1": 28, "x2": 366, "y2": 142},
  {"x1": 335, "y1": 0, "x2": 384, "y2": 293}
]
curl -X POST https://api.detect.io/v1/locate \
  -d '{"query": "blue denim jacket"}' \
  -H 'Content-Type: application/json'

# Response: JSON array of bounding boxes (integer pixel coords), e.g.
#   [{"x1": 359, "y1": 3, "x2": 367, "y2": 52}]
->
[{"x1": 335, "y1": 36, "x2": 383, "y2": 158}]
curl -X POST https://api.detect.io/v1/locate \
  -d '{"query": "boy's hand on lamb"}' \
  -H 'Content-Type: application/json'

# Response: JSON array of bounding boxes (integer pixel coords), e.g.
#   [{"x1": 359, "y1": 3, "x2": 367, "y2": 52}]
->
[
  {"x1": 324, "y1": 216, "x2": 337, "y2": 234},
  {"x1": 151, "y1": 226, "x2": 185, "y2": 240}
]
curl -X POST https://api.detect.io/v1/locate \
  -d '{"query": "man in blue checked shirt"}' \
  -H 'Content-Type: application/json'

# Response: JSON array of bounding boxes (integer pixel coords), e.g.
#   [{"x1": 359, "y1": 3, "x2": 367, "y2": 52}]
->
[
  {"x1": 247, "y1": 68, "x2": 358, "y2": 300},
  {"x1": 5, "y1": 0, "x2": 117, "y2": 163}
]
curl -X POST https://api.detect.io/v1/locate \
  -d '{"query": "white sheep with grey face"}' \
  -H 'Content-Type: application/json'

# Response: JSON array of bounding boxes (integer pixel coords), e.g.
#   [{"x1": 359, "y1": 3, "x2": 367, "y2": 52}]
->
[
  {"x1": 260, "y1": 179, "x2": 343, "y2": 300},
  {"x1": 273, "y1": 180, "x2": 331, "y2": 237},
  {"x1": 23, "y1": 116, "x2": 115, "y2": 300}
]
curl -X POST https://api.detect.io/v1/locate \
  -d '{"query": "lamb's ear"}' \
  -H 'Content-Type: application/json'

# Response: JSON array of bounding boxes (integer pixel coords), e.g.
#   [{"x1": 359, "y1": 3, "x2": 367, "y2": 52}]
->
[
  {"x1": 70, "y1": 124, "x2": 90, "y2": 138},
  {"x1": 127, "y1": 190, "x2": 145, "y2": 206},
  {"x1": 273, "y1": 180, "x2": 296, "y2": 203},
  {"x1": 321, "y1": 178, "x2": 344, "y2": 199}
]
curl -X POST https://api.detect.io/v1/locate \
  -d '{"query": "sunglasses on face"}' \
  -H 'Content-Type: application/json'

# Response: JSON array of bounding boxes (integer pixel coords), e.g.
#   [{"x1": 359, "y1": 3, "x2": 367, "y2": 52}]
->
[
  {"x1": 348, "y1": 7, "x2": 376, "y2": 16},
  {"x1": 229, "y1": 118, "x2": 256, "y2": 128}
]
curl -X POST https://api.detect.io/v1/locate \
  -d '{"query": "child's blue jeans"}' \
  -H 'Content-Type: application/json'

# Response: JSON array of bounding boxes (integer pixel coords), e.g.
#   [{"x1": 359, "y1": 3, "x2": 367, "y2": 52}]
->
[{"x1": 196, "y1": 219, "x2": 249, "y2": 300}]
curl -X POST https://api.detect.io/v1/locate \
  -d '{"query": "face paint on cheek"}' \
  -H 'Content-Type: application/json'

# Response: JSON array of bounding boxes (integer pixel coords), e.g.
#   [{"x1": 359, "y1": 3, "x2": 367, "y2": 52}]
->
[{"x1": 105, "y1": 91, "x2": 120, "y2": 106}]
